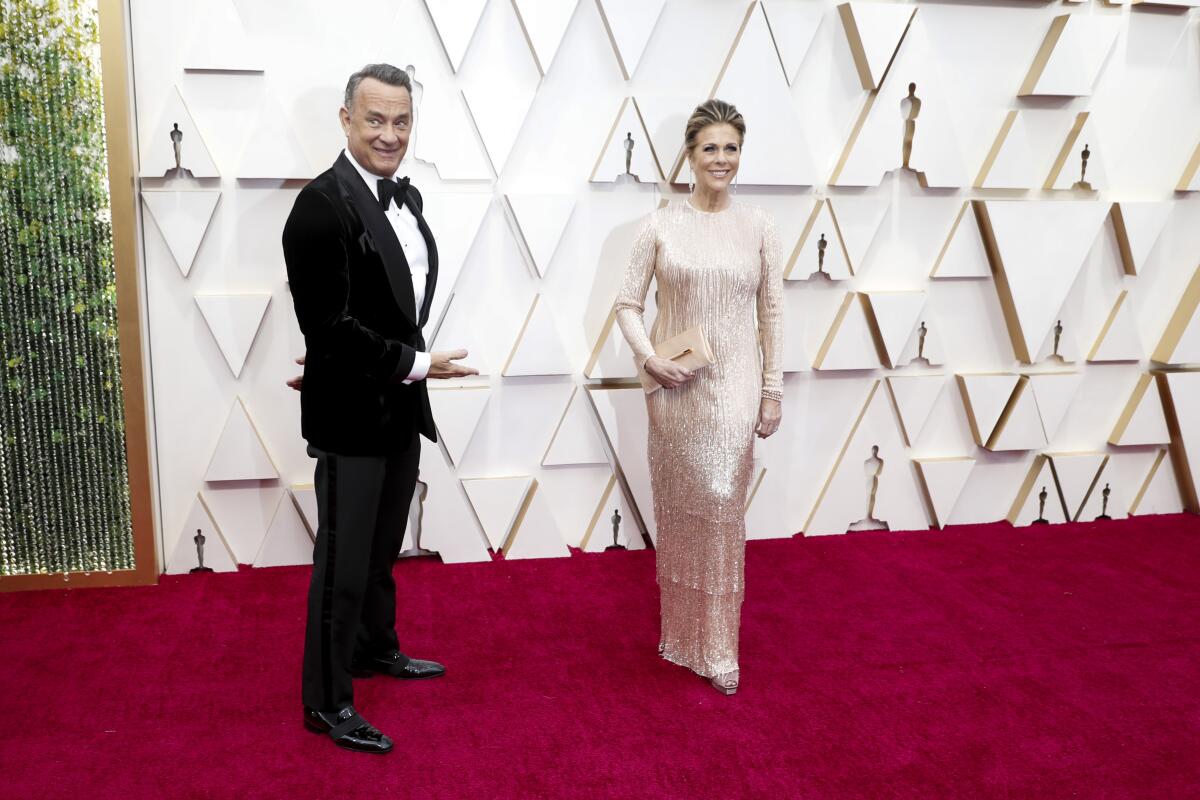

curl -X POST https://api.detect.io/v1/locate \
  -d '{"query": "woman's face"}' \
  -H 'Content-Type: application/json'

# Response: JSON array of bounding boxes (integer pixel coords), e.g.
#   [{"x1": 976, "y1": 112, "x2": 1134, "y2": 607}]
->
[{"x1": 688, "y1": 122, "x2": 741, "y2": 193}]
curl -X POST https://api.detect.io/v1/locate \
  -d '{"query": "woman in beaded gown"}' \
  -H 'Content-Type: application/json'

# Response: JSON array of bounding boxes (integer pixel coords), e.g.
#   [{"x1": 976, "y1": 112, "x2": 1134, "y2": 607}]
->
[{"x1": 615, "y1": 100, "x2": 783, "y2": 695}]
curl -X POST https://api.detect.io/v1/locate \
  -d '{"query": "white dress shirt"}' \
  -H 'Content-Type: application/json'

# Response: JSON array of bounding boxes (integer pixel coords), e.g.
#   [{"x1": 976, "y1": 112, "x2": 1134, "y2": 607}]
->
[{"x1": 344, "y1": 149, "x2": 431, "y2": 383}]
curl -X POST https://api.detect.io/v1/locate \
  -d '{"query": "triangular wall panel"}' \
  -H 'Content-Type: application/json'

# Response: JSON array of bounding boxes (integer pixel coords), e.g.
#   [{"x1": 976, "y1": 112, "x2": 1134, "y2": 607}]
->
[
  {"x1": 421, "y1": 192, "x2": 492, "y2": 332},
  {"x1": 504, "y1": 294, "x2": 574, "y2": 376},
  {"x1": 1128, "y1": 448, "x2": 1183, "y2": 517},
  {"x1": 183, "y1": 0, "x2": 264, "y2": 72},
  {"x1": 1159, "y1": 371, "x2": 1200, "y2": 511},
  {"x1": 201, "y1": 486, "x2": 285, "y2": 565},
  {"x1": 786, "y1": 200, "x2": 851, "y2": 281},
  {"x1": 430, "y1": 294, "x2": 494, "y2": 377},
  {"x1": 543, "y1": 387, "x2": 610, "y2": 466},
  {"x1": 140, "y1": 86, "x2": 220, "y2": 178},
  {"x1": 512, "y1": 0, "x2": 576, "y2": 76},
  {"x1": 886, "y1": 375, "x2": 945, "y2": 446},
  {"x1": 291, "y1": 486, "x2": 318, "y2": 537},
  {"x1": 195, "y1": 294, "x2": 271, "y2": 378},
  {"x1": 831, "y1": 196, "x2": 890, "y2": 274},
  {"x1": 956, "y1": 373, "x2": 1020, "y2": 447},
  {"x1": 585, "y1": 310, "x2": 640, "y2": 380},
  {"x1": 415, "y1": 438, "x2": 491, "y2": 563},
  {"x1": 1077, "y1": 450, "x2": 1161, "y2": 521},
  {"x1": 236, "y1": 96, "x2": 316, "y2": 180},
  {"x1": 986, "y1": 378, "x2": 1047, "y2": 452},
  {"x1": 590, "y1": 97, "x2": 663, "y2": 183},
  {"x1": 813, "y1": 293, "x2": 883, "y2": 371},
  {"x1": 1110, "y1": 202, "x2": 1172, "y2": 276},
  {"x1": 1029, "y1": 371, "x2": 1084, "y2": 443},
  {"x1": 831, "y1": 17, "x2": 968, "y2": 188},
  {"x1": 975, "y1": 200, "x2": 1110, "y2": 363},
  {"x1": 254, "y1": 493, "x2": 314, "y2": 568},
  {"x1": 710, "y1": 3, "x2": 817, "y2": 185},
  {"x1": 166, "y1": 494, "x2": 238, "y2": 574},
  {"x1": 462, "y1": 476, "x2": 533, "y2": 551},
  {"x1": 596, "y1": 0, "x2": 666, "y2": 79},
  {"x1": 914, "y1": 457, "x2": 974, "y2": 529},
  {"x1": 412, "y1": 86, "x2": 494, "y2": 180},
  {"x1": 1045, "y1": 113, "x2": 1108, "y2": 191},
  {"x1": 588, "y1": 386, "x2": 656, "y2": 542},
  {"x1": 745, "y1": 465, "x2": 800, "y2": 540},
  {"x1": 205, "y1": 398, "x2": 278, "y2": 482},
  {"x1": 1019, "y1": 14, "x2": 1120, "y2": 98},
  {"x1": 1178, "y1": 141, "x2": 1200, "y2": 192},
  {"x1": 539, "y1": 466, "x2": 615, "y2": 549},
  {"x1": 428, "y1": 385, "x2": 491, "y2": 465},
  {"x1": 578, "y1": 471, "x2": 644, "y2": 552},
  {"x1": 459, "y1": 5, "x2": 540, "y2": 175},
  {"x1": 1088, "y1": 291, "x2": 1144, "y2": 362},
  {"x1": 805, "y1": 380, "x2": 928, "y2": 536},
  {"x1": 836, "y1": 2, "x2": 916, "y2": 90},
  {"x1": 761, "y1": 1, "x2": 822, "y2": 85},
  {"x1": 503, "y1": 481, "x2": 571, "y2": 559},
  {"x1": 974, "y1": 110, "x2": 1038, "y2": 190},
  {"x1": 1109, "y1": 374, "x2": 1170, "y2": 446},
  {"x1": 930, "y1": 201, "x2": 990, "y2": 279},
  {"x1": 141, "y1": 190, "x2": 221, "y2": 278},
  {"x1": 895, "y1": 314, "x2": 945, "y2": 368},
  {"x1": 863, "y1": 291, "x2": 926, "y2": 369},
  {"x1": 1047, "y1": 452, "x2": 1108, "y2": 521},
  {"x1": 1152, "y1": 266, "x2": 1200, "y2": 365},
  {"x1": 506, "y1": 194, "x2": 575, "y2": 278},
  {"x1": 1034, "y1": 318, "x2": 1082, "y2": 366},
  {"x1": 424, "y1": 0, "x2": 488, "y2": 72},
  {"x1": 1007, "y1": 456, "x2": 1069, "y2": 526}
]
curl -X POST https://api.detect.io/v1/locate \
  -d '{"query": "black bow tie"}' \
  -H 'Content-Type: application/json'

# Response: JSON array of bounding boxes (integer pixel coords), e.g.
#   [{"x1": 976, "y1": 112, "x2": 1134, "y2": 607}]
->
[{"x1": 376, "y1": 176, "x2": 410, "y2": 211}]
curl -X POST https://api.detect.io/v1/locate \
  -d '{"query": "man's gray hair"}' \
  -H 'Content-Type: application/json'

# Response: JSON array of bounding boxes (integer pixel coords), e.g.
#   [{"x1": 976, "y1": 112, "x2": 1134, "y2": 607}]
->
[{"x1": 343, "y1": 63, "x2": 412, "y2": 109}]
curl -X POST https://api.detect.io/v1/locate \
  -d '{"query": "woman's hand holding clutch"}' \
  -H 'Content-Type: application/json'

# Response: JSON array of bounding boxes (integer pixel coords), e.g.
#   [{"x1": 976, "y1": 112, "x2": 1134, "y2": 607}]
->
[
  {"x1": 644, "y1": 355, "x2": 695, "y2": 390},
  {"x1": 756, "y1": 397, "x2": 781, "y2": 439}
]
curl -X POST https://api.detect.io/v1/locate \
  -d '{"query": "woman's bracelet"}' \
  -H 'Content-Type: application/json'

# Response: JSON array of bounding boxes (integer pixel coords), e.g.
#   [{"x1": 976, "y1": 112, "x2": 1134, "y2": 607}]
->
[{"x1": 761, "y1": 388, "x2": 783, "y2": 403}]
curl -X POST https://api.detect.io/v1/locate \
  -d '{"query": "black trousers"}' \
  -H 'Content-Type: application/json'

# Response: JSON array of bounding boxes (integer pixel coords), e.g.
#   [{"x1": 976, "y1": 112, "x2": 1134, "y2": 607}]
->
[{"x1": 301, "y1": 432, "x2": 420, "y2": 712}]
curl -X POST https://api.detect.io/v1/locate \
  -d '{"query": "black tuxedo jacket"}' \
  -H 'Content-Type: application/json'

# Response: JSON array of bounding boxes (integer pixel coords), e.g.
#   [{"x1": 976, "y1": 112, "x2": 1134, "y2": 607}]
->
[{"x1": 283, "y1": 153, "x2": 438, "y2": 455}]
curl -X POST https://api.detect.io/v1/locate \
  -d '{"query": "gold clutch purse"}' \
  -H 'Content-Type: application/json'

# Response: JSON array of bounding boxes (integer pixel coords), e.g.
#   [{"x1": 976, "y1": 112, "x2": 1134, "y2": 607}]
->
[{"x1": 639, "y1": 326, "x2": 714, "y2": 394}]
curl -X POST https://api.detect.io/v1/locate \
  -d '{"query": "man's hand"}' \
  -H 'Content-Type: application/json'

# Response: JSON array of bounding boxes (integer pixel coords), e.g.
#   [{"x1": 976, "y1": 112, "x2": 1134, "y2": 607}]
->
[
  {"x1": 756, "y1": 397, "x2": 782, "y2": 439},
  {"x1": 644, "y1": 355, "x2": 694, "y2": 390},
  {"x1": 286, "y1": 356, "x2": 305, "y2": 391},
  {"x1": 428, "y1": 349, "x2": 479, "y2": 379}
]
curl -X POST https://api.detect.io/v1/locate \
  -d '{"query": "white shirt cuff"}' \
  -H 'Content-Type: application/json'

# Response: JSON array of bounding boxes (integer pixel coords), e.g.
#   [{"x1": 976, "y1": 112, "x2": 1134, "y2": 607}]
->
[{"x1": 403, "y1": 351, "x2": 431, "y2": 384}]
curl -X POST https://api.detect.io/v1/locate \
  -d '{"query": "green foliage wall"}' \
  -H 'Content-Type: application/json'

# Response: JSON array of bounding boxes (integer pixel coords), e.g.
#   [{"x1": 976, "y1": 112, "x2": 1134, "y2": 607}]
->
[{"x1": 0, "y1": 0, "x2": 134, "y2": 575}]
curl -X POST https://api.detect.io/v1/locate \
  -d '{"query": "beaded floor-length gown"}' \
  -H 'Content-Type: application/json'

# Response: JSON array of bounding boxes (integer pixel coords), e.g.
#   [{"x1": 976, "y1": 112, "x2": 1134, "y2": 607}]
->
[{"x1": 615, "y1": 199, "x2": 783, "y2": 679}]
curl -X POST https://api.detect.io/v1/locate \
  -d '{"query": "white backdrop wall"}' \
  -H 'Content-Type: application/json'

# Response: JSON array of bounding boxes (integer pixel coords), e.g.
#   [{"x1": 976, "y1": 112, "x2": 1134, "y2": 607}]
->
[{"x1": 126, "y1": 0, "x2": 1200, "y2": 572}]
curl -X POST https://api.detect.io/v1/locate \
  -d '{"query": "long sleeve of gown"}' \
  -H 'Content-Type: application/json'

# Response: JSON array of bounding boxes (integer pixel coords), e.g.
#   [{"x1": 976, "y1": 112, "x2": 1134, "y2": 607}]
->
[
  {"x1": 757, "y1": 212, "x2": 784, "y2": 400},
  {"x1": 615, "y1": 217, "x2": 658, "y2": 369}
]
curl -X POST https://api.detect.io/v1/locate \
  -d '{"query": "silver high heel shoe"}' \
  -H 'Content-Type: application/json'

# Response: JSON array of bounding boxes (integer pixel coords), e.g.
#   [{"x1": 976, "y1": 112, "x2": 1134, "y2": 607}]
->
[{"x1": 710, "y1": 669, "x2": 739, "y2": 696}]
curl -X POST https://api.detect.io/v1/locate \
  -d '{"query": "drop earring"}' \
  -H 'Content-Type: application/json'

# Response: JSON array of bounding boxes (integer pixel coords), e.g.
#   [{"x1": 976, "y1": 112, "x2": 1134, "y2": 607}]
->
[
  {"x1": 732, "y1": 171, "x2": 738, "y2": 196},
  {"x1": 687, "y1": 163, "x2": 694, "y2": 193}
]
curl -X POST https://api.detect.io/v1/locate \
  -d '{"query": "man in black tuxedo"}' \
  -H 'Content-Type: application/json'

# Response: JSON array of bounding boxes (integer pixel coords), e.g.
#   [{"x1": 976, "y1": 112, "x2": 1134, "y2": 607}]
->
[{"x1": 283, "y1": 63, "x2": 476, "y2": 754}]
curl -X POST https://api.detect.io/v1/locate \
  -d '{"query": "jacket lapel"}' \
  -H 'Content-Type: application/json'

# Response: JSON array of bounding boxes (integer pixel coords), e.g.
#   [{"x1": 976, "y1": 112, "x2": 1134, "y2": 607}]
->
[
  {"x1": 404, "y1": 193, "x2": 439, "y2": 328},
  {"x1": 332, "y1": 154, "x2": 417, "y2": 326}
]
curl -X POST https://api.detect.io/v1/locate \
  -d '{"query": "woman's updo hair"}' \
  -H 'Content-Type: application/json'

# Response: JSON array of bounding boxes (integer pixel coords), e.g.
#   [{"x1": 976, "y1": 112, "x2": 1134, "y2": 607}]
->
[{"x1": 683, "y1": 99, "x2": 746, "y2": 153}]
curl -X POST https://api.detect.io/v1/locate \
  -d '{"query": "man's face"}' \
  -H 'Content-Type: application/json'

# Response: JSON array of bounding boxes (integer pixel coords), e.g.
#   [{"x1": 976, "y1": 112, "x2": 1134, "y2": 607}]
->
[{"x1": 339, "y1": 77, "x2": 412, "y2": 177}]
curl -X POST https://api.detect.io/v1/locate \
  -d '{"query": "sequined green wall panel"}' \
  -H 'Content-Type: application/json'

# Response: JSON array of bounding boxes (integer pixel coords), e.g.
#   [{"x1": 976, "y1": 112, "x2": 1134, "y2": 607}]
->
[{"x1": 0, "y1": 0, "x2": 133, "y2": 575}]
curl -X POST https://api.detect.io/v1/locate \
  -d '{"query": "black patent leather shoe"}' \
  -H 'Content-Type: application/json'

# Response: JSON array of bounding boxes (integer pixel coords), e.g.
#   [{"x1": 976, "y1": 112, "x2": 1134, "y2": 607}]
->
[
  {"x1": 303, "y1": 706, "x2": 393, "y2": 754},
  {"x1": 351, "y1": 649, "x2": 446, "y2": 679}
]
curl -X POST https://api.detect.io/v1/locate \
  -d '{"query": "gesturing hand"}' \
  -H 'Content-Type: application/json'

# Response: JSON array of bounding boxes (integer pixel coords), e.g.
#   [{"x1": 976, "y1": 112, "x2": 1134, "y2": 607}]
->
[
  {"x1": 428, "y1": 349, "x2": 480, "y2": 379},
  {"x1": 644, "y1": 355, "x2": 694, "y2": 390},
  {"x1": 286, "y1": 356, "x2": 305, "y2": 391},
  {"x1": 756, "y1": 397, "x2": 781, "y2": 439}
]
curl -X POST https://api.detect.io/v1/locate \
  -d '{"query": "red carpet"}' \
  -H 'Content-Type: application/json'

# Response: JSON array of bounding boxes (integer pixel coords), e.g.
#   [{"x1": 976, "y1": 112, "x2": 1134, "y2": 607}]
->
[{"x1": 2, "y1": 516, "x2": 1198, "y2": 799}]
